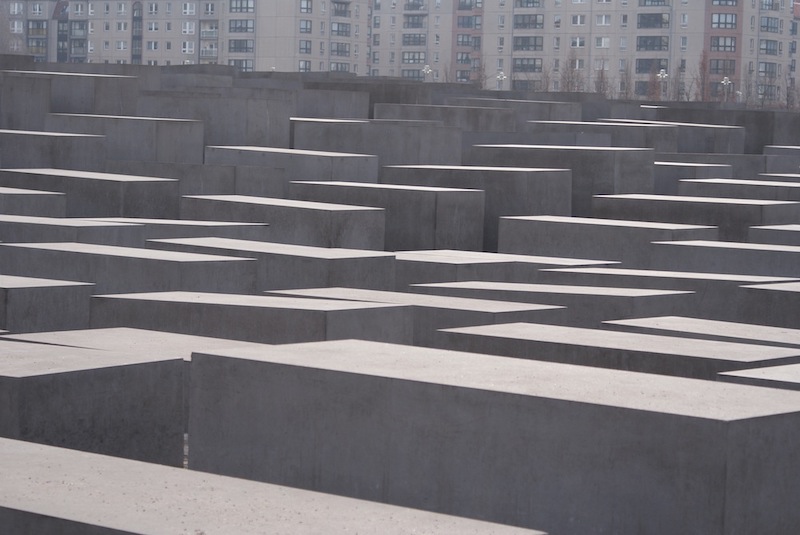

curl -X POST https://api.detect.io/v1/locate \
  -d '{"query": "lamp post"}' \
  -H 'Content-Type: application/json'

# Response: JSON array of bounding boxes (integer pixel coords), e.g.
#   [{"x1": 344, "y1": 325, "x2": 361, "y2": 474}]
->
[
  {"x1": 720, "y1": 76, "x2": 732, "y2": 102},
  {"x1": 656, "y1": 68, "x2": 668, "y2": 100},
  {"x1": 496, "y1": 70, "x2": 507, "y2": 90},
  {"x1": 421, "y1": 64, "x2": 432, "y2": 81}
]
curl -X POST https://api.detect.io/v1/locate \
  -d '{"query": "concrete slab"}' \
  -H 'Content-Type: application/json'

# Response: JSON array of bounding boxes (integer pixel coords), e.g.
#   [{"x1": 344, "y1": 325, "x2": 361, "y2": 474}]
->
[
  {"x1": 0, "y1": 186, "x2": 66, "y2": 217},
  {"x1": 411, "y1": 281, "x2": 693, "y2": 327},
  {"x1": 719, "y1": 364, "x2": 800, "y2": 391},
  {"x1": 189, "y1": 338, "x2": 800, "y2": 534},
  {"x1": 147, "y1": 237, "x2": 396, "y2": 290},
  {"x1": 654, "y1": 161, "x2": 733, "y2": 194},
  {"x1": 464, "y1": 144, "x2": 654, "y2": 216},
  {"x1": 525, "y1": 120, "x2": 680, "y2": 152},
  {"x1": 0, "y1": 129, "x2": 106, "y2": 170},
  {"x1": 268, "y1": 287, "x2": 565, "y2": 346},
  {"x1": 105, "y1": 160, "x2": 237, "y2": 196},
  {"x1": 0, "y1": 275, "x2": 93, "y2": 332},
  {"x1": 498, "y1": 215, "x2": 718, "y2": 263},
  {"x1": 591, "y1": 194, "x2": 800, "y2": 241},
  {"x1": 379, "y1": 164, "x2": 572, "y2": 252},
  {"x1": 439, "y1": 322, "x2": 800, "y2": 379},
  {"x1": 444, "y1": 97, "x2": 582, "y2": 124},
  {"x1": 394, "y1": 249, "x2": 616, "y2": 291},
  {"x1": 602, "y1": 118, "x2": 745, "y2": 154},
  {"x1": 288, "y1": 181, "x2": 485, "y2": 251},
  {"x1": 738, "y1": 282, "x2": 800, "y2": 329},
  {"x1": 647, "y1": 240, "x2": 800, "y2": 277},
  {"x1": 90, "y1": 291, "x2": 414, "y2": 345},
  {"x1": 0, "y1": 168, "x2": 180, "y2": 218},
  {"x1": 0, "y1": 438, "x2": 540, "y2": 534},
  {"x1": 87, "y1": 216, "x2": 270, "y2": 242},
  {"x1": 0, "y1": 340, "x2": 183, "y2": 465},
  {"x1": 0, "y1": 242, "x2": 257, "y2": 294},
  {"x1": 749, "y1": 224, "x2": 800, "y2": 246},
  {"x1": 0, "y1": 215, "x2": 144, "y2": 246},
  {"x1": 678, "y1": 177, "x2": 800, "y2": 201},
  {"x1": 180, "y1": 194, "x2": 385, "y2": 250}
]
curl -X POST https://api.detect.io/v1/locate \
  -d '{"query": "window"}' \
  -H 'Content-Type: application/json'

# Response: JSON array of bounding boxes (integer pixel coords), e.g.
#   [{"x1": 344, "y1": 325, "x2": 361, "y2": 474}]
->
[
  {"x1": 147, "y1": 22, "x2": 159, "y2": 31},
  {"x1": 456, "y1": 52, "x2": 471, "y2": 64},
  {"x1": 635, "y1": 58, "x2": 668, "y2": 74},
  {"x1": 513, "y1": 14, "x2": 543, "y2": 29},
  {"x1": 405, "y1": 15, "x2": 426, "y2": 28},
  {"x1": 596, "y1": 14, "x2": 611, "y2": 26},
  {"x1": 229, "y1": 39, "x2": 254, "y2": 52},
  {"x1": 594, "y1": 59, "x2": 609, "y2": 70},
  {"x1": 117, "y1": 22, "x2": 128, "y2": 31},
  {"x1": 300, "y1": 0, "x2": 312, "y2": 13},
  {"x1": 710, "y1": 36, "x2": 736, "y2": 52},
  {"x1": 571, "y1": 14, "x2": 586, "y2": 26},
  {"x1": 758, "y1": 61, "x2": 778, "y2": 78},
  {"x1": 637, "y1": 13, "x2": 669, "y2": 28},
  {"x1": 760, "y1": 16, "x2": 779, "y2": 33},
  {"x1": 181, "y1": 41, "x2": 194, "y2": 54},
  {"x1": 148, "y1": 2, "x2": 158, "y2": 14},
  {"x1": 595, "y1": 36, "x2": 610, "y2": 48},
  {"x1": 118, "y1": 2, "x2": 126, "y2": 14},
  {"x1": 639, "y1": 0, "x2": 668, "y2": 5},
  {"x1": 10, "y1": 20, "x2": 23, "y2": 34},
  {"x1": 402, "y1": 51, "x2": 426, "y2": 63},
  {"x1": 205, "y1": 3, "x2": 215, "y2": 14},
  {"x1": 553, "y1": 36, "x2": 560, "y2": 49},
  {"x1": 712, "y1": 0, "x2": 737, "y2": 4},
  {"x1": 182, "y1": 21, "x2": 195, "y2": 34},
  {"x1": 709, "y1": 59, "x2": 735, "y2": 75},
  {"x1": 298, "y1": 40, "x2": 311, "y2": 54},
  {"x1": 513, "y1": 36, "x2": 543, "y2": 51},
  {"x1": 570, "y1": 36, "x2": 585, "y2": 48},
  {"x1": 9, "y1": 3, "x2": 24, "y2": 16},
  {"x1": 711, "y1": 13, "x2": 736, "y2": 29},
  {"x1": 637, "y1": 36, "x2": 669, "y2": 51},
  {"x1": 116, "y1": 40, "x2": 127, "y2": 50},
  {"x1": 331, "y1": 22, "x2": 350, "y2": 36},
  {"x1": 759, "y1": 39, "x2": 778, "y2": 55},
  {"x1": 330, "y1": 61, "x2": 350, "y2": 72},
  {"x1": 230, "y1": 0, "x2": 254, "y2": 12},
  {"x1": 402, "y1": 33, "x2": 426, "y2": 45},
  {"x1": 31, "y1": 2, "x2": 44, "y2": 15},
  {"x1": 554, "y1": 15, "x2": 561, "y2": 28},
  {"x1": 182, "y1": 2, "x2": 195, "y2": 15},
  {"x1": 515, "y1": 0, "x2": 542, "y2": 6},
  {"x1": 299, "y1": 60, "x2": 311, "y2": 72},
  {"x1": 231, "y1": 19, "x2": 255, "y2": 32},
  {"x1": 147, "y1": 41, "x2": 158, "y2": 50},
  {"x1": 513, "y1": 58, "x2": 543, "y2": 72},
  {"x1": 331, "y1": 42, "x2": 350, "y2": 56},
  {"x1": 229, "y1": 59, "x2": 254, "y2": 71}
]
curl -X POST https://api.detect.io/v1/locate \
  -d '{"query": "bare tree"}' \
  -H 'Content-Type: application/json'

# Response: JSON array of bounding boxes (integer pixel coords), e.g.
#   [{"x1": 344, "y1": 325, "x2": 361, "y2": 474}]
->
[
  {"x1": 594, "y1": 64, "x2": 610, "y2": 97},
  {"x1": 694, "y1": 49, "x2": 710, "y2": 102},
  {"x1": 647, "y1": 64, "x2": 660, "y2": 101},
  {"x1": 619, "y1": 64, "x2": 633, "y2": 100},
  {"x1": 561, "y1": 49, "x2": 584, "y2": 92}
]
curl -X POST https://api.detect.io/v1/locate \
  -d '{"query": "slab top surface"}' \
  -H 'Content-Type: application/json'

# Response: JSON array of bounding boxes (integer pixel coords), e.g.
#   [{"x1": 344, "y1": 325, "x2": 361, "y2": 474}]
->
[
  {"x1": 414, "y1": 281, "x2": 691, "y2": 297},
  {"x1": 0, "y1": 129, "x2": 103, "y2": 138},
  {"x1": 195, "y1": 339, "x2": 800, "y2": 420},
  {"x1": 720, "y1": 363, "x2": 800, "y2": 384},
  {"x1": 149, "y1": 237, "x2": 394, "y2": 259},
  {"x1": 271, "y1": 287, "x2": 564, "y2": 313},
  {"x1": 0, "y1": 438, "x2": 539, "y2": 535},
  {"x1": 3, "y1": 69, "x2": 134, "y2": 79},
  {"x1": 207, "y1": 145, "x2": 373, "y2": 158},
  {"x1": 0, "y1": 168, "x2": 177, "y2": 183},
  {"x1": 0, "y1": 242, "x2": 253, "y2": 262},
  {"x1": 595, "y1": 194, "x2": 798, "y2": 206},
  {"x1": 605, "y1": 316, "x2": 800, "y2": 346},
  {"x1": 386, "y1": 164, "x2": 568, "y2": 172},
  {"x1": 441, "y1": 322, "x2": 800, "y2": 365},
  {"x1": 505, "y1": 215, "x2": 716, "y2": 230},
  {"x1": 743, "y1": 281, "x2": 800, "y2": 293},
  {"x1": 183, "y1": 195, "x2": 384, "y2": 211},
  {"x1": 88, "y1": 217, "x2": 266, "y2": 227},
  {"x1": 544, "y1": 267, "x2": 796, "y2": 283},
  {"x1": 291, "y1": 181, "x2": 483, "y2": 193},
  {"x1": 682, "y1": 178, "x2": 800, "y2": 188},
  {"x1": 52, "y1": 113, "x2": 200, "y2": 123},
  {"x1": 0, "y1": 186, "x2": 64, "y2": 195},
  {"x1": 475, "y1": 144, "x2": 652, "y2": 152},
  {"x1": 0, "y1": 215, "x2": 139, "y2": 228},
  {"x1": 653, "y1": 240, "x2": 800, "y2": 252},
  {"x1": 0, "y1": 274, "x2": 93, "y2": 289},
  {"x1": 97, "y1": 291, "x2": 408, "y2": 312},
  {"x1": 397, "y1": 249, "x2": 614, "y2": 266},
  {"x1": 654, "y1": 161, "x2": 731, "y2": 168}
]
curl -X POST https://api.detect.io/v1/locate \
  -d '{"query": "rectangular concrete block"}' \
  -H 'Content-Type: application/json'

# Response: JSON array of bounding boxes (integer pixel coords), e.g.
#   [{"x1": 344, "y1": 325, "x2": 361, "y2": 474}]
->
[
  {"x1": 188, "y1": 339, "x2": 800, "y2": 534},
  {"x1": 380, "y1": 165, "x2": 572, "y2": 252},
  {"x1": 0, "y1": 242, "x2": 258, "y2": 294},
  {"x1": 654, "y1": 161, "x2": 733, "y2": 194},
  {"x1": 0, "y1": 129, "x2": 106, "y2": 170},
  {"x1": 0, "y1": 275, "x2": 93, "y2": 333},
  {"x1": 525, "y1": 120, "x2": 679, "y2": 152},
  {"x1": 88, "y1": 217, "x2": 270, "y2": 242},
  {"x1": 147, "y1": 237, "x2": 397, "y2": 290},
  {"x1": 0, "y1": 340, "x2": 183, "y2": 466},
  {"x1": 749, "y1": 224, "x2": 800, "y2": 246},
  {"x1": 591, "y1": 194, "x2": 800, "y2": 242},
  {"x1": 445, "y1": 97, "x2": 582, "y2": 124},
  {"x1": 737, "y1": 282, "x2": 800, "y2": 329},
  {"x1": 0, "y1": 215, "x2": 144, "y2": 246},
  {"x1": 288, "y1": 181, "x2": 485, "y2": 251},
  {"x1": 90, "y1": 291, "x2": 414, "y2": 345},
  {"x1": 0, "y1": 438, "x2": 539, "y2": 534},
  {"x1": 0, "y1": 187, "x2": 66, "y2": 217},
  {"x1": 678, "y1": 177, "x2": 800, "y2": 201},
  {"x1": 646, "y1": 240, "x2": 800, "y2": 277},
  {"x1": 105, "y1": 160, "x2": 237, "y2": 196},
  {"x1": 605, "y1": 118, "x2": 745, "y2": 154},
  {"x1": 464, "y1": 145, "x2": 654, "y2": 216},
  {"x1": 498, "y1": 215, "x2": 718, "y2": 263},
  {"x1": 180, "y1": 194, "x2": 385, "y2": 250},
  {"x1": 0, "y1": 168, "x2": 180, "y2": 218}
]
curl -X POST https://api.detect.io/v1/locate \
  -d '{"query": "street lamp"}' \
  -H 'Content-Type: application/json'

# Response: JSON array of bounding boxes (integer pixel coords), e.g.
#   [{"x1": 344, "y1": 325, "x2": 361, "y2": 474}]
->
[
  {"x1": 496, "y1": 70, "x2": 507, "y2": 90},
  {"x1": 421, "y1": 64, "x2": 432, "y2": 81},
  {"x1": 720, "y1": 76, "x2": 733, "y2": 102},
  {"x1": 656, "y1": 68, "x2": 668, "y2": 100}
]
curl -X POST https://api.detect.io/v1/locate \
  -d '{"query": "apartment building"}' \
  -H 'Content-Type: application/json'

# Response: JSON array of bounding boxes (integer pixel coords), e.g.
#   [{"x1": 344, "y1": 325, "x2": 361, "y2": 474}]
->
[{"x1": 3, "y1": 1, "x2": 371, "y2": 73}]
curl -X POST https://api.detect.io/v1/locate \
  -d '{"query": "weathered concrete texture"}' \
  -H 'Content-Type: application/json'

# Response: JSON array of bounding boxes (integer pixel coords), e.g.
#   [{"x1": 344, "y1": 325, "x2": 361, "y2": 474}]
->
[
  {"x1": 288, "y1": 181, "x2": 485, "y2": 251},
  {"x1": 180, "y1": 194, "x2": 385, "y2": 250},
  {"x1": 204, "y1": 145, "x2": 379, "y2": 196},
  {"x1": 678, "y1": 177, "x2": 800, "y2": 201},
  {"x1": 719, "y1": 364, "x2": 800, "y2": 391},
  {"x1": 0, "y1": 438, "x2": 541, "y2": 535},
  {"x1": 296, "y1": 88, "x2": 371, "y2": 119},
  {"x1": 0, "y1": 168, "x2": 180, "y2": 218},
  {"x1": 88, "y1": 217, "x2": 269, "y2": 242},
  {"x1": 27, "y1": 70, "x2": 140, "y2": 116},
  {"x1": 189, "y1": 339, "x2": 800, "y2": 535},
  {"x1": 445, "y1": 97, "x2": 582, "y2": 126},
  {"x1": 374, "y1": 103, "x2": 518, "y2": 133},
  {"x1": 464, "y1": 145, "x2": 654, "y2": 216},
  {"x1": 45, "y1": 113, "x2": 204, "y2": 165},
  {"x1": 655, "y1": 152, "x2": 800, "y2": 177},
  {"x1": 0, "y1": 242, "x2": 257, "y2": 294},
  {"x1": 0, "y1": 186, "x2": 66, "y2": 217},
  {"x1": 147, "y1": 237, "x2": 396, "y2": 291},
  {"x1": 646, "y1": 240, "x2": 800, "y2": 277},
  {"x1": 91, "y1": 291, "x2": 414, "y2": 345},
  {"x1": 394, "y1": 249, "x2": 615, "y2": 290},
  {"x1": 268, "y1": 287, "x2": 565, "y2": 347},
  {"x1": 439, "y1": 322, "x2": 800, "y2": 379},
  {"x1": 411, "y1": 281, "x2": 693, "y2": 327},
  {"x1": 737, "y1": 282, "x2": 800, "y2": 329},
  {"x1": 592, "y1": 194, "x2": 800, "y2": 242},
  {"x1": 498, "y1": 215, "x2": 717, "y2": 263},
  {"x1": 291, "y1": 117, "x2": 463, "y2": 166},
  {"x1": 105, "y1": 160, "x2": 237, "y2": 196},
  {"x1": 0, "y1": 340, "x2": 183, "y2": 466},
  {"x1": 604, "y1": 316, "x2": 800, "y2": 347},
  {"x1": 0, "y1": 275, "x2": 93, "y2": 333},
  {"x1": 0, "y1": 70, "x2": 52, "y2": 131},
  {"x1": 0, "y1": 129, "x2": 106, "y2": 170},
  {"x1": 749, "y1": 224, "x2": 800, "y2": 246},
  {"x1": 0, "y1": 215, "x2": 144, "y2": 246},
  {"x1": 380, "y1": 165, "x2": 572, "y2": 252},
  {"x1": 653, "y1": 161, "x2": 733, "y2": 194},
  {"x1": 603, "y1": 118, "x2": 746, "y2": 154},
  {"x1": 525, "y1": 120, "x2": 679, "y2": 152}
]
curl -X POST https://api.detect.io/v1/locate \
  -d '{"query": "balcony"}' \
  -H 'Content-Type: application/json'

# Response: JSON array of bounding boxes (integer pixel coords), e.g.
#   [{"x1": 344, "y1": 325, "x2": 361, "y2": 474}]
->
[
  {"x1": 200, "y1": 29, "x2": 219, "y2": 39},
  {"x1": 200, "y1": 48, "x2": 219, "y2": 58}
]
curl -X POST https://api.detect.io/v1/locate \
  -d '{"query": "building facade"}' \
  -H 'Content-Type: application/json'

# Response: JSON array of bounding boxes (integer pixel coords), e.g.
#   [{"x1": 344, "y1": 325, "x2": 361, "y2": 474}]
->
[{"x1": 2, "y1": 0, "x2": 797, "y2": 103}]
